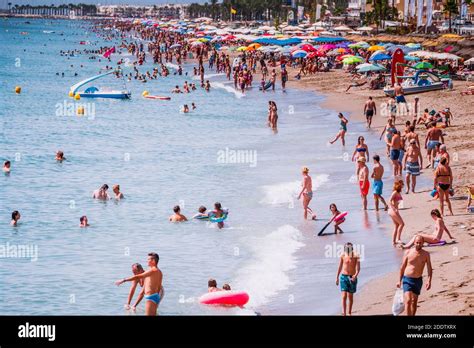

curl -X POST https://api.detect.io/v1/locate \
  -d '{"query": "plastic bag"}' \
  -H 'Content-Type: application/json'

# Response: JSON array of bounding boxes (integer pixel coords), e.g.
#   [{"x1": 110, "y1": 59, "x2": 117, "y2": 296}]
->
[{"x1": 392, "y1": 288, "x2": 405, "y2": 316}]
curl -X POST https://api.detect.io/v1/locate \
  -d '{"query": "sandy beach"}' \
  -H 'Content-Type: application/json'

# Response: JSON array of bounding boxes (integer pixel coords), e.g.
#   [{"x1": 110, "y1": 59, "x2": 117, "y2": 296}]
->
[{"x1": 282, "y1": 68, "x2": 474, "y2": 315}]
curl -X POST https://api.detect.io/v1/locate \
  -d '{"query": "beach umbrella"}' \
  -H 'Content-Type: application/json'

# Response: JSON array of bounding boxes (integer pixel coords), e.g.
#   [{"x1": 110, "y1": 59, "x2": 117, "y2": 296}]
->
[
  {"x1": 191, "y1": 41, "x2": 204, "y2": 47},
  {"x1": 356, "y1": 63, "x2": 386, "y2": 72},
  {"x1": 441, "y1": 34, "x2": 461, "y2": 39},
  {"x1": 464, "y1": 57, "x2": 474, "y2": 65},
  {"x1": 357, "y1": 26, "x2": 373, "y2": 31},
  {"x1": 236, "y1": 46, "x2": 247, "y2": 51},
  {"x1": 414, "y1": 62, "x2": 433, "y2": 69},
  {"x1": 404, "y1": 55, "x2": 420, "y2": 61},
  {"x1": 169, "y1": 43, "x2": 182, "y2": 49},
  {"x1": 292, "y1": 50, "x2": 308, "y2": 58},
  {"x1": 334, "y1": 25, "x2": 351, "y2": 31},
  {"x1": 343, "y1": 56, "x2": 364, "y2": 64},
  {"x1": 406, "y1": 43, "x2": 421, "y2": 49},
  {"x1": 300, "y1": 44, "x2": 317, "y2": 52},
  {"x1": 218, "y1": 46, "x2": 230, "y2": 51},
  {"x1": 369, "y1": 53, "x2": 392, "y2": 61},
  {"x1": 197, "y1": 38, "x2": 209, "y2": 42},
  {"x1": 248, "y1": 43, "x2": 261, "y2": 49},
  {"x1": 368, "y1": 45, "x2": 385, "y2": 51}
]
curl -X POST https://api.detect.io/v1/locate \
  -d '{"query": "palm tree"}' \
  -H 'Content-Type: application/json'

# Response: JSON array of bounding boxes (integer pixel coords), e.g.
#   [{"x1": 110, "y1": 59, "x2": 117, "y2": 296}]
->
[{"x1": 444, "y1": 0, "x2": 458, "y2": 33}]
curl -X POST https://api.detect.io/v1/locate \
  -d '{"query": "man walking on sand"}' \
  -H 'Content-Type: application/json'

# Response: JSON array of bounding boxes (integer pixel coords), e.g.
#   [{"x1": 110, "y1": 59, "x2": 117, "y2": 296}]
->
[
  {"x1": 397, "y1": 236, "x2": 432, "y2": 316},
  {"x1": 371, "y1": 155, "x2": 388, "y2": 211},
  {"x1": 364, "y1": 96, "x2": 376, "y2": 129},
  {"x1": 115, "y1": 252, "x2": 163, "y2": 316},
  {"x1": 336, "y1": 242, "x2": 360, "y2": 316}
]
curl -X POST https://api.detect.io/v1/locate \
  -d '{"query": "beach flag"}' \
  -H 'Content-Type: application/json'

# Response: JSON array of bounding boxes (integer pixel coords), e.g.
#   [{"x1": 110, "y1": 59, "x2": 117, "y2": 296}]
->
[
  {"x1": 231, "y1": 7, "x2": 237, "y2": 14},
  {"x1": 103, "y1": 47, "x2": 115, "y2": 58}
]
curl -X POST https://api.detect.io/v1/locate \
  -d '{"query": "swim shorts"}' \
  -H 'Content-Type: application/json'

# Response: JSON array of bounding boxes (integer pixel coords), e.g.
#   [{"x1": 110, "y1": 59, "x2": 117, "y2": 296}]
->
[
  {"x1": 359, "y1": 180, "x2": 370, "y2": 196},
  {"x1": 398, "y1": 149, "x2": 405, "y2": 163},
  {"x1": 427, "y1": 140, "x2": 440, "y2": 151},
  {"x1": 366, "y1": 109, "x2": 374, "y2": 118},
  {"x1": 406, "y1": 161, "x2": 420, "y2": 176},
  {"x1": 340, "y1": 274, "x2": 357, "y2": 293},
  {"x1": 396, "y1": 95, "x2": 406, "y2": 103},
  {"x1": 390, "y1": 149, "x2": 401, "y2": 161},
  {"x1": 402, "y1": 276, "x2": 423, "y2": 295},
  {"x1": 373, "y1": 180, "x2": 383, "y2": 195}
]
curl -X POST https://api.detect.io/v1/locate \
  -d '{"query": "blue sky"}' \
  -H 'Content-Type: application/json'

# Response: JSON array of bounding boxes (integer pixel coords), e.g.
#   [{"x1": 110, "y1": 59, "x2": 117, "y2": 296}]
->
[{"x1": 2, "y1": 0, "x2": 208, "y2": 8}]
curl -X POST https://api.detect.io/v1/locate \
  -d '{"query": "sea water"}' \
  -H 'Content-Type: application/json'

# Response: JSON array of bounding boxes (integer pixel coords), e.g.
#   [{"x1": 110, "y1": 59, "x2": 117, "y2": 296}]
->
[{"x1": 0, "y1": 18, "x2": 429, "y2": 315}]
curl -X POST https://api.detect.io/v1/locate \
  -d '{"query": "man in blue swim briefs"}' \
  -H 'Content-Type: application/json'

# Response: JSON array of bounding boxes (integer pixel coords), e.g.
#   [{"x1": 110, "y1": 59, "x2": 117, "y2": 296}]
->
[
  {"x1": 397, "y1": 236, "x2": 432, "y2": 316},
  {"x1": 371, "y1": 155, "x2": 388, "y2": 211},
  {"x1": 336, "y1": 243, "x2": 361, "y2": 316},
  {"x1": 116, "y1": 252, "x2": 163, "y2": 316}
]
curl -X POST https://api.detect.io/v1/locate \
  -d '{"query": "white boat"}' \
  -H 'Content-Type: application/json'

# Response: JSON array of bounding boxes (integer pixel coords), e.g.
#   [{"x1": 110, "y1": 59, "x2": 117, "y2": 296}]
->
[
  {"x1": 384, "y1": 71, "x2": 451, "y2": 96},
  {"x1": 70, "y1": 71, "x2": 131, "y2": 99}
]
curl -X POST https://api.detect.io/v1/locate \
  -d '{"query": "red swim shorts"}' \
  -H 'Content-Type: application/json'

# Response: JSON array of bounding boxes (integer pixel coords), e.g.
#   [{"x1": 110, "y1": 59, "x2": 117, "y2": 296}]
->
[{"x1": 359, "y1": 180, "x2": 370, "y2": 196}]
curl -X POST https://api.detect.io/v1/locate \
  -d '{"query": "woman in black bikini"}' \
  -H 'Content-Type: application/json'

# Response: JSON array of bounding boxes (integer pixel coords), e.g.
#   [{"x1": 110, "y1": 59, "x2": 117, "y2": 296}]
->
[{"x1": 434, "y1": 157, "x2": 453, "y2": 216}]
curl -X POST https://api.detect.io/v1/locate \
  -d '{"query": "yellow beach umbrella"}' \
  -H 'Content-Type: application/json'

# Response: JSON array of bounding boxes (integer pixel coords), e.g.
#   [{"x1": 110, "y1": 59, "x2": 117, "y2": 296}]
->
[
  {"x1": 236, "y1": 46, "x2": 247, "y2": 51},
  {"x1": 368, "y1": 45, "x2": 385, "y2": 51},
  {"x1": 197, "y1": 38, "x2": 209, "y2": 42},
  {"x1": 441, "y1": 34, "x2": 461, "y2": 39},
  {"x1": 248, "y1": 43, "x2": 261, "y2": 49}
]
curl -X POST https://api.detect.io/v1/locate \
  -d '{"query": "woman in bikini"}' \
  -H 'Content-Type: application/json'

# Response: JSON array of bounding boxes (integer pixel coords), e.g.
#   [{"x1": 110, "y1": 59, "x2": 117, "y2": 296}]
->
[
  {"x1": 297, "y1": 167, "x2": 317, "y2": 220},
  {"x1": 352, "y1": 136, "x2": 370, "y2": 173},
  {"x1": 402, "y1": 209, "x2": 454, "y2": 248},
  {"x1": 388, "y1": 181, "x2": 405, "y2": 246},
  {"x1": 434, "y1": 157, "x2": 454, "y2": 216},
  {"x1": 380, "y1": 118, "x2": 397, "y2": 157},
  {"x1": 330, "y1": 113, "x2": 348, "y2": 146}
]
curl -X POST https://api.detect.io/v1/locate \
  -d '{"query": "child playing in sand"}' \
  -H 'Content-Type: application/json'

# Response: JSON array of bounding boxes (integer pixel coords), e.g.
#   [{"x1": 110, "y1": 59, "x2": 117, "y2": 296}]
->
[{"x1": 330, "y1": 203, "x2": 344, "y2": 234}]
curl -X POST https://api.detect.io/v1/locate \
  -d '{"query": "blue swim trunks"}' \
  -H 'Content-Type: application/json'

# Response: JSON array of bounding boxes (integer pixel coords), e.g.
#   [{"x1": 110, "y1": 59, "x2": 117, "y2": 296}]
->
[
  {"x1": 398, "y1": 149, "x2": 405, "y2": 164},
  {"x1": 390, "y1": 149, "x2": 401, "y2": 161},
  {"x1": 340, "y1": 274, "x2": 357, "y2": 293},
  {"x1": 396, "y1": 95, "x2": 406, "y2": 103},
  {"x1": 373, "y1": 180, "x2": 383, "y2": 195},
  {"x1": 402, "y1": 276, "x2": 423, "y2": 295},
  {"x1": 406, "y1": 161, "x2": 420, "y2": 176},
  {"x1": 427, "y1": 140, "x2": 440, "y2": 151},
  {"x1": 145, "y1": 292, "x2": 161, "y2": 305}
]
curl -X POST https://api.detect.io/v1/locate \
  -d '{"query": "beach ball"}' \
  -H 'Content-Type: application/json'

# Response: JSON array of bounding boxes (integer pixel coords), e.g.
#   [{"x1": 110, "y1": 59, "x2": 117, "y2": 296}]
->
[
  {"x1": 142, "y1": 90, "x2": 149, "y2": 96},
  {"x1": 74, "y1": 93, "x2": 81, "y2": 100},
  {"x1": 15, "y1": 86, "x2": 21, "y2": 94}
]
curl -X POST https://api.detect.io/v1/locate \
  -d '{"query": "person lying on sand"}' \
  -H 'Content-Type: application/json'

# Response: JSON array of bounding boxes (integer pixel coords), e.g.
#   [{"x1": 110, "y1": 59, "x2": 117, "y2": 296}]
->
[{"x1": 402, "y1": 209, "x2": 454, "y2": 249}]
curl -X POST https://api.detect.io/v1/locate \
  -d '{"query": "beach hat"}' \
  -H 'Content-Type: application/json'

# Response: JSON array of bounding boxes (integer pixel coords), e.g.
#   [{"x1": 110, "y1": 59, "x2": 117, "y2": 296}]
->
[{"x1": 357, "y1": 157, "x2": 366, "y2": 163}]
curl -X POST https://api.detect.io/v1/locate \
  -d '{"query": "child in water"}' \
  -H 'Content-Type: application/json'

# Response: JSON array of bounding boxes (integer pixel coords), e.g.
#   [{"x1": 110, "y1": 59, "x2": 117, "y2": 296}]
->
[
  {"x1": 208, "y1": 279, "x2": 221, "y2": 292},
  {"x1": 193, "y1": 206, "x2": 208, "y2": 220},
  {"x1": 211, "y1": 202, "x2": 226, "y2": 229},
  {"x1": 330, "y1": 203, "x2": 344, "y2": 234},
  {"x1": 79, "y1": 215, "x2": 89, "y2": 227}
]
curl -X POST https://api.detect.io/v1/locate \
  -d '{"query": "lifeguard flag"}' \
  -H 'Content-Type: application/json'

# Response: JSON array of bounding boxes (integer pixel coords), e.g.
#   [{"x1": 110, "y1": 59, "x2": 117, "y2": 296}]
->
[{"x1": 231, "y1": 7, "x2": 237, "y2": 14}]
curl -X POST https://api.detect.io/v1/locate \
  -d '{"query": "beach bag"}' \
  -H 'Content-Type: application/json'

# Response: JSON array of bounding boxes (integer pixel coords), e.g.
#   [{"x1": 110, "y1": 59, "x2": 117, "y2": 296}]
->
[{"x1": 392, "y1": 289, "x2": 405, "y2": 316}]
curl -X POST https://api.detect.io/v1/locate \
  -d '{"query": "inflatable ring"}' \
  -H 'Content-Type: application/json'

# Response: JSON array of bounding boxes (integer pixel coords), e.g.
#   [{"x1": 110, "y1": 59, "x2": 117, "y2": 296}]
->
[{"x1": 199, "y1": 290, "x2": 249, "y2": 306}]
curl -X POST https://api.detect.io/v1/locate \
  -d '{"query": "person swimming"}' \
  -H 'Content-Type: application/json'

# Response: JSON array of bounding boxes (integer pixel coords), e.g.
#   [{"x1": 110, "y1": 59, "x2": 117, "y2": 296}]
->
[
  {"x1": 113, "y1": 184, "x2": 124, "y2": 200},
  {"x1": 208, "y1": 278, "x2": 222, "y2": 292},
  {"x1": 55, "y1": 150, "x2": 66, "y2": 162},
  {"x1": 3, "y1": 160, "x2": 11, "y2": 173},
  {"x1": 193, "y1": 206, "x2": 208, "y2": 220},
  {"x1": 93, "y1": 184, "x2": 110, "y2": 200},
  {"x1": 11, "y1": 210, "x2": 21, "y2": 226},
  {"x1": 222, "y1": 283, "x2": 231, "y2": 290},
  {"x1": 79, "y1": 215, "x2": 89, "y2": 227},
  {"x1": 169, "y1": 205, "x2": 188, "y2": 222},
  {"x1": 210, "y1": 202, "x2": 225, "y2": 229}
]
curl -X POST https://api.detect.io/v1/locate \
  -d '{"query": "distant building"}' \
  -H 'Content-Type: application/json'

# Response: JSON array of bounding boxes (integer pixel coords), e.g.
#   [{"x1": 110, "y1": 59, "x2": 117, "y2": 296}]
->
[{"x1": 97, "y1": 4, "x2": 188, "y2": 19}]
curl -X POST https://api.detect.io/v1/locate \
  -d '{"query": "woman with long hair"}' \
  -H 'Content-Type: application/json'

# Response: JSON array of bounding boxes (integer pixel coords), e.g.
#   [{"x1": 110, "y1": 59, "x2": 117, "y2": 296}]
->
[
  {"x1": 434, "y1": 157, "x2": 454, "y2": 216},
  {"x1": 402, "y1": 209, "x2": 455, "y2": 248},
  {"x1": 388, "y1": 181, "x2": 405, "y2": 246}
]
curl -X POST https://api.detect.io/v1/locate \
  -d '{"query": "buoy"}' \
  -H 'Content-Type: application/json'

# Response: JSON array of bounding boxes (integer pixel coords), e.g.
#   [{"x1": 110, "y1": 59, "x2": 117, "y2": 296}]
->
[
  {"x1": 142, "y1": 90, "x2": 149, "y2": 96},
  {"x1": 15, "y1": 86, "x2": 21, "y2": 94},
  {"x1": 77, "y1": 106, "x2": 84, "y2": 116},
  {"x1": 74, "y1": 93, "x2": 81, "y2": 100},
  {"x1": 68, "y1": 91, "x2": 74, "y2": 97}
]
